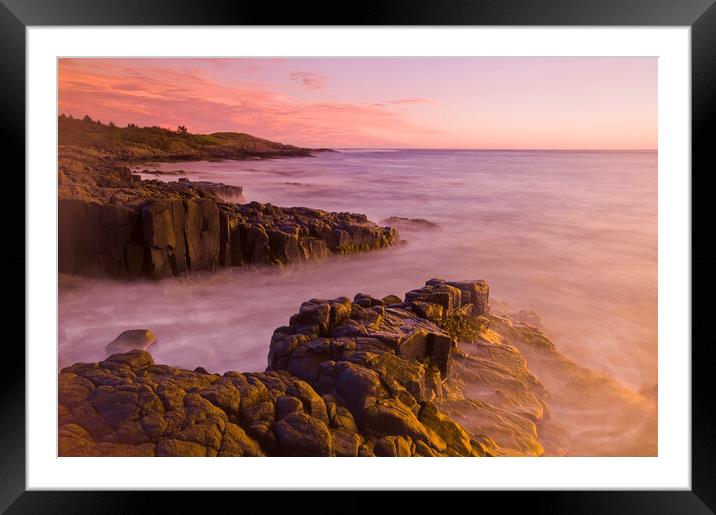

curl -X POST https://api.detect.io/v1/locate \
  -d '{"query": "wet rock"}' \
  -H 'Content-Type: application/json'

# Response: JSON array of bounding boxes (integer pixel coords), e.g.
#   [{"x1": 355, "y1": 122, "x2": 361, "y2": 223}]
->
[
  {"x1": 331, "y1": 429, "x2": 361, "y2": 457},
  {"x1": 374, "y1": 435, "x2": 413, "y2": 457},
  {"x1": 419, "y1": 402, "x2": 472, "y2": 456},
  {"x1": 61, "y1": 180, "x2": 398, "y2": 279},
  {"x1": 273, "y1": 413, "x2": 332, "y2": 457},
  {"x1": 511, "y1": 309, "x2": 543, "y2": 328},
  {"x1": 59, "y1": 279, "x2": 499, "y2": 457},
  {"x1": 379, "y1": 216, "x2": 440, "y2": 231},
  {"x1": 141, "y1": 200, "x2": 187, "y2": 278},
  {"x1": 411, "y1": 301, "x2": 444, "y2": 324},
  {"x1": 58, "y1": 423, "x2": 99, "y2": 456},
  {"x1": 268, "y1": 229, "x2": 302, "y2": 263},
  {"x1": 444, "y1": 280, "x2": 490, "y2": 315},
  {"x1": 286, "y1": 381, "x2": 329, "y2": 425},
  {"x1": 59, "y1": 199, "x2": 144, "y2": 279},
  {"x1": 58, "y1": 373, "x2": 95, "y2": 408},
  {"x1": 354, "y1": 293, "x2": 384, "y2": 308},
  {"x1": 183, "y1": 198, "x2": 220, "y2": 271},
  {"x1": 187, "y1": 182, "x2": 243, "y2": 202},
  {"x1": 141, "y1": 169, "x2": 187, "y2": 176},
  {"x1": 276, "y1": 395, "x2": 304, "y2": 420},
  {"x1": 219, "y1": 422, "x2": 264, "y2": 456},
  {"x1": 102, "y1": 349, "x2": 155, "y2": 370},
  {"x1": 156, "y1": 439, "x2": 210, "y2": 457},
  {"x1": 105, "y1": 329, "x2": 157, "y2": 354},
  {"x1": 382, "y1": 295, "x2": 403, "y2": 306}
]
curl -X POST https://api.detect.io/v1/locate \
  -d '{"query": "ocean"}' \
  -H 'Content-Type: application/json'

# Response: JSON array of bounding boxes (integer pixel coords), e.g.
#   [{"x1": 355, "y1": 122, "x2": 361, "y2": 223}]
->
[{"x1": 59, "y1": 149, "x2": 657, "y2": 396}]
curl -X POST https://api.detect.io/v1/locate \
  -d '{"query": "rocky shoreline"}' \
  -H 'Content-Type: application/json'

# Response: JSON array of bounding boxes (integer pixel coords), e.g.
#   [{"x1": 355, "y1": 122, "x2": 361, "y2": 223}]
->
[
  {"x1": 60, "y1": 194, "x2": 398, "y2": 280},
  {"x1": 59, "y1": 276, "x2": 658, "y2": 457},
  {"x1": 59, "y1": 278, "x2": 494, "y2": 456},
  {"x1": 57, "y1": 118, "x2": 658, "y2": 458},
  {"x1": 59, "y1": 133, "x2": 398, "y2": 280}
]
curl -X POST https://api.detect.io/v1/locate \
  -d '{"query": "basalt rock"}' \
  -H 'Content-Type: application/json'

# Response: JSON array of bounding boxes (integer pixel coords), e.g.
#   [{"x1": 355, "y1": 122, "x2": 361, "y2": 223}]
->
[
  {"x1": 59, "y1": 279, "x2": 495, "y2": 457},
  {"x1": 59, "y1": 278, "x2": 657, "y2": 457},
  {"x1": 379, "y1": 216, "x2": 440, "y2": 231},
  {"x1": 59, "y1": 197, "x2": 398, "y2": 279},
  {"x1": 140, "y1": 169, "x2": 187, "y2": 176},
  {"x1": 59, "y1": 199, "x2": 144, "y2": 279},
  {"x1": 59, "y1": 148, "x2": 398, "y2": 280},
  {"x1": 177, "y1": 180, "x2": 244, "y2": 202},
  {"x1": 141, "y1": 200, "x2": 188, "y2": 278},
  {"x1": 105, "y1": 329, "x2": 157, "y2": 354}
]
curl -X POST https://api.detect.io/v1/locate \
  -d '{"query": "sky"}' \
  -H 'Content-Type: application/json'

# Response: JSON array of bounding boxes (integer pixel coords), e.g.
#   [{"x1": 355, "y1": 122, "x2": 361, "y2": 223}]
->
[{"x1": 58, "y1": 57, "x2": 657, "y2": 150}]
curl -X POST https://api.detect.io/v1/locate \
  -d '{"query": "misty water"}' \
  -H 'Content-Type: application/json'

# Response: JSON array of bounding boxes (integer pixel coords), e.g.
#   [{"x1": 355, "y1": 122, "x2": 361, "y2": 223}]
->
[{"x1": 59, "y1": 149, "x2": 658, "y2": 453}]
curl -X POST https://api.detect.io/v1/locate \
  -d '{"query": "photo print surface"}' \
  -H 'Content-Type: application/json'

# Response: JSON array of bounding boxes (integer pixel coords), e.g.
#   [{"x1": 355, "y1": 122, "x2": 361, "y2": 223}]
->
[{"x1": 57, "y1": 57, "x2": 657, "y2": 457}]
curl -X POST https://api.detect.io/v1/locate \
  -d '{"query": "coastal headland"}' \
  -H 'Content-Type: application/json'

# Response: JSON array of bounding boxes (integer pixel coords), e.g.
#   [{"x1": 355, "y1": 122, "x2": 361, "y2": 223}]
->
[{"x1": 58, "y1": 116, "x2": 397, "y2": 279}]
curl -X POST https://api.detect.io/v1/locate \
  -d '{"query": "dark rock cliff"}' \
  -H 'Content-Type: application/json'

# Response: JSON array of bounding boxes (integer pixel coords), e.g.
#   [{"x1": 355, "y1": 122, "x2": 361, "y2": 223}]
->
[
  {"x1": 59, "y1": 197, "x2": 398, "y2": 279},
  {"x1": 58, "y1": 148, "x2": 399, "y2": 279}
]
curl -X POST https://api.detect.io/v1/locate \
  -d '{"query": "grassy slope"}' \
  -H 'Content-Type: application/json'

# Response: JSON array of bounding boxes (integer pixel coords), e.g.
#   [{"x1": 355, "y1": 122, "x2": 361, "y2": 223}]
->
[{"x1": 58, "y1": 115, "x2": 316, "y2": 162}]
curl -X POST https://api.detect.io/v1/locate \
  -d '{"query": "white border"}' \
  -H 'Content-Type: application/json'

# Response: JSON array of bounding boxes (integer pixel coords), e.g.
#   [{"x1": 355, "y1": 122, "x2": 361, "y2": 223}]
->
[{"x1": 27, "y1": 27, "x2": 690, "y2": 490}]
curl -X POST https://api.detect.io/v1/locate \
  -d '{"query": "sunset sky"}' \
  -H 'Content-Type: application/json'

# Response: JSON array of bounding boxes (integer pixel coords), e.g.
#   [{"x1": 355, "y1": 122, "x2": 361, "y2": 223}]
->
[{"x1": 58, "y1": 57, "x2": 657, "y2": 150}]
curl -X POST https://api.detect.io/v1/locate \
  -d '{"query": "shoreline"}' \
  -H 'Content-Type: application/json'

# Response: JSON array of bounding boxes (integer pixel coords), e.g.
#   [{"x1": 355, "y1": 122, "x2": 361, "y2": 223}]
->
[
  {"x1": 58, "y1": 140, "x2": 398, "y2": 281},
  {"x1": 56, "y1": 119, "x2": 658, "y2": 457},
  {"x1": 58, "y1": 277, "x2": 657, "y2": 457},
  {"x1": 59, "y1": 278, "x2": 493, "y2": 457}
]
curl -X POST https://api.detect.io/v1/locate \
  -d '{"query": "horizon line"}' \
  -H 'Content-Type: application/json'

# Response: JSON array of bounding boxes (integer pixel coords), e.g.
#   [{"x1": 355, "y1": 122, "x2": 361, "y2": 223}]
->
[
  {"x1": 57, "y1": 115, "x2": 657, "y2": 153},
  {"x1": 329, "y1": 147, "x2": 658, "y2": 152}
]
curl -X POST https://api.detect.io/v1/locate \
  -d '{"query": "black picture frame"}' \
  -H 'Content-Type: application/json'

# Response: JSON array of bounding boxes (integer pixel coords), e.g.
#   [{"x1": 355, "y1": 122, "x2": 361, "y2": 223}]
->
[{"x1": 2, "y1": 0, "x2": 714, "y2": 512}]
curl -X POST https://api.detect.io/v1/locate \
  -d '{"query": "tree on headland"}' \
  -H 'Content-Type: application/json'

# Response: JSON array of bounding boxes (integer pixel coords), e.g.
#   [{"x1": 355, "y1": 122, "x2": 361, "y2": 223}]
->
[
  {"x1": 108, "y1": 121, "x2": 116, "y2": 128},
  {"x1": 82, "y1": 115, "x2": 93, "y2": 123},
  {"x1": 177, "y1": 125, "x2": 188, "y2": 135}
]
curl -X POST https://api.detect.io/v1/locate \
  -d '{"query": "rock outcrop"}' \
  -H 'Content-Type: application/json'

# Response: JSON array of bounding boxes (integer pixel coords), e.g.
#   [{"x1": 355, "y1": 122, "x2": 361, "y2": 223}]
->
[
  {"x1": 105, "y1": 329, "x2": 157, "y2": 354},
  {"x1": 59, "y1": 115, "x2": 316, "y2": 163},
  {"x1": 60, "y1": 196, "x2": 398, "y2": 279},
  {"x1": 58, "y1": 279, "x2": 496, "y2": 457},
  {"x1": 379, "y1": 216, "x2": 440, "y2": 231},
  {"x1": 58, "y1": 148, "x2": 398, "y2": 279},
  {"x1": 59, "y1": 277, "x2": 657, "y2": 457}
]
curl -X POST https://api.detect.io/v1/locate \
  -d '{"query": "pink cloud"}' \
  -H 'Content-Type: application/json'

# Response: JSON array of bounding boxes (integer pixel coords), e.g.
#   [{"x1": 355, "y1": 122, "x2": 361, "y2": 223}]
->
[
  {"x1": 57, "y1": 57, "x2": 656, "y2": 150},
  {"x1": 58, "y1": 59, "x2": 439, "y2": 148},
  {"x1": 388, "y1": 97, "x2": 433, "y2": 105},
  {"x1": 289, "y1": 71, "x2": 328, "y2": 90}
]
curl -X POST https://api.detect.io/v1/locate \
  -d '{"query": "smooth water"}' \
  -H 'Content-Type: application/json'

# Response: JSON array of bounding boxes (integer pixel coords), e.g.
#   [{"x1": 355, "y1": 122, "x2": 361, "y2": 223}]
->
[{"x1": 59, "y1": 149, "x2": 657, "y2": 397}]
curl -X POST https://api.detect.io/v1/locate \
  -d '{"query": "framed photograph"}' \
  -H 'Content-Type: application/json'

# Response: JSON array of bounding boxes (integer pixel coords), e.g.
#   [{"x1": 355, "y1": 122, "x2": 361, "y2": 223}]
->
[{"x1": 4, "y1": 0, "x2": 714, "y2": 511}]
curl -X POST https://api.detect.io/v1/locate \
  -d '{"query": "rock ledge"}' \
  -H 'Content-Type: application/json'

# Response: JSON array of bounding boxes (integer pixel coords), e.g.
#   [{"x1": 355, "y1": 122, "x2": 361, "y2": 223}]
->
[{"x1": 59, "y1": 279, "x2": 493, "y2": 457}]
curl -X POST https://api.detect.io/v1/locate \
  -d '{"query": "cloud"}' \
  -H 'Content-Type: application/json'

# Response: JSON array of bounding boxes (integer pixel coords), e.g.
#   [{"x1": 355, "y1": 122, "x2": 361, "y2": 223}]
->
[
  {"x1": 57, "y1": 59, "x2": 441, "y2": 148},
  {"x1": 387, "y1": 97, "x2": 434, "y2": 105},
  {"x1": 289, "y1": 71, "x2": 328, "y2": 90}
]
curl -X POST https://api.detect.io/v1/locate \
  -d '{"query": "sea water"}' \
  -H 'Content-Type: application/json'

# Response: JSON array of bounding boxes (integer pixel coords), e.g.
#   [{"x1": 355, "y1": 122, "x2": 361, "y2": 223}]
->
[{"x1": 59, "y1": 149, "x2": 657, "y2": 397}]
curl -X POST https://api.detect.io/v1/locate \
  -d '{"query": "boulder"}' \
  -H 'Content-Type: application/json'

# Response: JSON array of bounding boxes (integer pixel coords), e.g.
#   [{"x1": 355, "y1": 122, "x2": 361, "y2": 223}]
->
[
  {"x1": 272, "y1": 413, "x2": 332, "y2": 457},
  {"x1": 105, "y1": 329, "x2": 157, "y2": 354},
  {"x1": 379, "y1": 216, "x2": 440, "y2": 231},
  {"x1": 445, "y1": 280, "x2": 490, "y2": 315}
]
